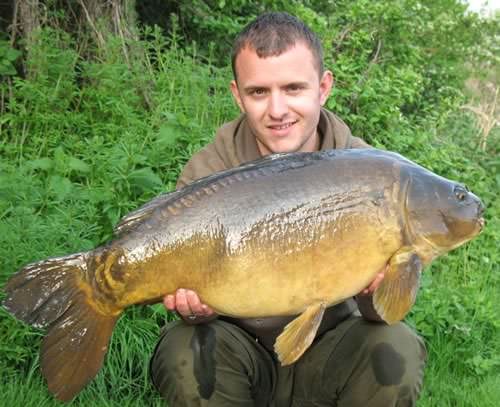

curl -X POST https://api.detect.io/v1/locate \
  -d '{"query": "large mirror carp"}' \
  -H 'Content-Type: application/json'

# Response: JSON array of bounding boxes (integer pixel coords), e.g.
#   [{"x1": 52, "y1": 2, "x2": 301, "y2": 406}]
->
[{"x1": 3, "y1": 148, "x2": 484, "y2": 401}]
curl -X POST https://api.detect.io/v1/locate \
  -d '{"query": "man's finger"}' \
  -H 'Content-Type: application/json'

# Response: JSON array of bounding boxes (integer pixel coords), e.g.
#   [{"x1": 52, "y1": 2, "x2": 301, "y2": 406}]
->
[
  {"x1": 186, "y1": 290, "x2": 204, "y2": 315},
  {"x1": 175, "y1": 288, "x2": 193, "y2": 316},
  {"x1": 164, "y1": 295, "x2": 175, "y2": 310},
  {"x1": 367, "y1": 271, "x2": 385, "y2": 293},
  {"x1": 201, "y1": 304, "x2": 215, "y2": 317}
]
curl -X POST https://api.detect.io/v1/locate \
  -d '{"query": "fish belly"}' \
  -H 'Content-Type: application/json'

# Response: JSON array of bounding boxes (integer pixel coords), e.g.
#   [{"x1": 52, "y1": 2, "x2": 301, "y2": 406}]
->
[{"x1": 186, "y1": 222, "x2": 401, "y2": 317}]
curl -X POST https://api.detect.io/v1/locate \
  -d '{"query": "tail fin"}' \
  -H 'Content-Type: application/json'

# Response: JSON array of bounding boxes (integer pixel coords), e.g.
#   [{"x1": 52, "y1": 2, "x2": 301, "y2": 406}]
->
[{"x1": 3, "y1": 253, "x2": 120, "y2": 401}]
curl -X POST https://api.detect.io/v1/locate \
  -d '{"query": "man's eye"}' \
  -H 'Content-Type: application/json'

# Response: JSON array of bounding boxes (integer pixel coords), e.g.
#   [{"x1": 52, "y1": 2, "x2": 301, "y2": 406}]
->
[
  {"x1": 287, "y1": 85, "x2": 302, "y2": 93},
  {"x1": 251, "y1": 89, "x2": 266, "y2": 96}
]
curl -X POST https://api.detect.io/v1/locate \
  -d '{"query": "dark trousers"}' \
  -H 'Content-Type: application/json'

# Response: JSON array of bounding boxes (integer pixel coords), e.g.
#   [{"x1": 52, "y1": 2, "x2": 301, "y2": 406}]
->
[{"x1": 150, "y1": 316, "x2": 426, "y2": 406}]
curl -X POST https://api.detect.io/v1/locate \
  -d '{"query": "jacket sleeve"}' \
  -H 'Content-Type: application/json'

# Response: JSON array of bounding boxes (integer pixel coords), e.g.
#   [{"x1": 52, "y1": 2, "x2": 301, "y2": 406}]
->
[
  {"x1": 176, "y1": 144, "x2": 228, "y2": 189},
  {"x1": 349, "y1": 135, "x2": 371, "y2": 149}
]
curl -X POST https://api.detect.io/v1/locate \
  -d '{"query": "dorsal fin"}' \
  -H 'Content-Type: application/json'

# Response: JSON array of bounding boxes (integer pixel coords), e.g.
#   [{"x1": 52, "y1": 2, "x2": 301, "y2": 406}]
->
[
  {"x1": 113, "y1": 190, "x2": 181, "y2": 236},
  {"x1": 113, "y1": 152, "x2": 320, "y2": 237}
]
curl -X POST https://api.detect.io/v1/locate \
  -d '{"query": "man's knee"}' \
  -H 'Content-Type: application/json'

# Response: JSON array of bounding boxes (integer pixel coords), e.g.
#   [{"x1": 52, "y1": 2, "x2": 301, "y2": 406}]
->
[
  {"x1": 150, "y1": 320, "x2": 240, "y2": 385},
  {"x1": 150, "y1": 320, "x2": 198, "y2": 397},
  {"x1": 355, "y1": 320, "x2": 426, "y2": 404},
  {"x1": 321, "y1": 319, "x2": 426, "y2": 405},
  {"x1": 353, "y1": 320, "x2": 427, "y2": 386},
  {"x1": 150, "y1": 319, "x2": 275, "y2": 404}
]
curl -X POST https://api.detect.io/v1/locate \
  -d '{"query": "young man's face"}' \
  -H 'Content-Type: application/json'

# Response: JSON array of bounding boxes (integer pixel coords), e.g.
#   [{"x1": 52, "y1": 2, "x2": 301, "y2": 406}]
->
[{"x1": 230, "y1": 42, "x2": 333, "y2": 156}]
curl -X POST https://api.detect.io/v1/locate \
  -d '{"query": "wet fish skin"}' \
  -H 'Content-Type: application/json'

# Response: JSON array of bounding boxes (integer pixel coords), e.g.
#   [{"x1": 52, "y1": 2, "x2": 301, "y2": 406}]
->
[{"x1": 2, "y1": 148, "x2": 484, "y2": 401}]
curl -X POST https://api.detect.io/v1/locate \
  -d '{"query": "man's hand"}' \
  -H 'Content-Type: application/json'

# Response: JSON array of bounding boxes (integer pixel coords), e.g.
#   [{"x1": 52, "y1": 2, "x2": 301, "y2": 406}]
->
[
  {"x1": 355, "y1": 265, "x2": 388, "y2": 322},
  {"x1": 357, "y1": 269, "x2": 386, "y2": 296},
  {"x1": 164, "y1": 288, "x2": 216, "y2": 324}
]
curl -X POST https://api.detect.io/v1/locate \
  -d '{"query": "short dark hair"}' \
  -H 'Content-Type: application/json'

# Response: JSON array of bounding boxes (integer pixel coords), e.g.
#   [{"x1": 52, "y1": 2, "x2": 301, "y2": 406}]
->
[{"x1": 231, "y1": 12, "x2": 324, "y2": 80}]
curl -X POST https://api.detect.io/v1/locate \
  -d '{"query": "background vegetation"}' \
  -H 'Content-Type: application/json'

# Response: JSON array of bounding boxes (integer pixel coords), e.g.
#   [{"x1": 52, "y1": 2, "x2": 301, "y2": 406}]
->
[{"x1": 0, "y1": 0, "x2": 498, "y2": 405}]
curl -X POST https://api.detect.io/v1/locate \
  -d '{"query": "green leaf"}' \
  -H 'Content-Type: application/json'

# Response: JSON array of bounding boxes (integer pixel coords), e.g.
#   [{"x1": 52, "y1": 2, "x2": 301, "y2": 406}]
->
[
  {"x1": 6, "y1": 48, "x2": 21, "y2": 62},
  {"x1": 67, "y1": 157, "x2": 91, "y2": 173},
  {"x1": 26, "y1": 158, "x2": 53, "y2": 171},
  {"x1": 105, "y1": 205, "x2": 122, "y2": 227},
  {"x1": 127, "y1": 168, "x2": 163, "y2": 192},
  {"x1": 0, "y1": 62, "x2": 16, "y2": 76},
  {"x1": 156, "y1": 124, "x2": 183, "y2": 147},
  {"x1": 54, "y1": 146, "x2": 66, "y2": 165},
  {"x1": 48, "y1": 175, "x2": 73, "y2": 200},
  {"x1": 85, "y1": 187, "x2": 115, "y2": 205},
  {"x1": 79, "y1": 239, "x2": 96, "y2": 251}
]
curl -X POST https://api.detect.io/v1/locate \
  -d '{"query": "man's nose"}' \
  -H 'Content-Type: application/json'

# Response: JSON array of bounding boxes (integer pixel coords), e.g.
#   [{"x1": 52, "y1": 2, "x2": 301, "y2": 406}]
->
[{"x1": 268, "y1": 92, "x2": 288, "y2": 119}]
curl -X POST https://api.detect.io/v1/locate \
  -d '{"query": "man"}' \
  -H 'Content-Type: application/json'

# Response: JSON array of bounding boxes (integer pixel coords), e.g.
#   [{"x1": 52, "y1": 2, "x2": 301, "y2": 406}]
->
[{"x1": 150, "y1": 12, "x2": 426, "y2": 406}]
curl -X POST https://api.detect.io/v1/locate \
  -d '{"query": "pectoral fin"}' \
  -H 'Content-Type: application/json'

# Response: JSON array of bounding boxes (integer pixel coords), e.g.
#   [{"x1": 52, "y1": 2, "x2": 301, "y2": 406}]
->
[
  {"x1": 274, "y1": 302, "x2": 326, "y2": 366},
  {"x1": 373, "y1": 248, "x2": 422, "y2": 324}
]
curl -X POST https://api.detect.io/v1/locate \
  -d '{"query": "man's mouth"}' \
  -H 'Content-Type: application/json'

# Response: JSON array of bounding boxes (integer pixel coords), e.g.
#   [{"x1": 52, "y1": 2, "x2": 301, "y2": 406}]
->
[{"x1": 268, "y1": 120, "x2": 298, "y2": 130}]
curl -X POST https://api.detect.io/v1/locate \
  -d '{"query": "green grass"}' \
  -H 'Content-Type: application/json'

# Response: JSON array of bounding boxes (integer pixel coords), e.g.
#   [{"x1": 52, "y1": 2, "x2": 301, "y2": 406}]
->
[
  {"x1": 409, "y1": 243, "x2": 500, "y2": 406},
  {"x1": 1, "y1": 26, "x2": 499, "y2": 406},
  {"x1": 0, "y1": 310, "x2": 167, "y2": 407}
]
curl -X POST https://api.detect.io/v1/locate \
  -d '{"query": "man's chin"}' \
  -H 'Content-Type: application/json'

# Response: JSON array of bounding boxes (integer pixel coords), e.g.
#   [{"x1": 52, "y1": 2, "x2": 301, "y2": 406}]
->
[
  {"x1": 256, "y1": 134, "x2": 309, "y2": 156},
  {"x1": 270, "y1": 139, "x2": 309, "y2": 155},
  {"x1": 262, "y1": 144, "x2": 300, "y2": 156}
]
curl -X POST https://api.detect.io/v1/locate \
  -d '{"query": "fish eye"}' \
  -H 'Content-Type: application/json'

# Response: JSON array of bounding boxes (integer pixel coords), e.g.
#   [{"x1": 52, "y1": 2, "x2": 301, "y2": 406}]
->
[{"x1": 454, "y1": 186, "x2": 467, "y2": 201}]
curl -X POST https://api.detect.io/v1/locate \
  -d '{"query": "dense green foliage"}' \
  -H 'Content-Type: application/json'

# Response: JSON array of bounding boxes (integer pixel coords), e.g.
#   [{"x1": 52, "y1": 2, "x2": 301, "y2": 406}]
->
[{"x1": 0, "y1": 1, "x2": 498, "y2": 405}]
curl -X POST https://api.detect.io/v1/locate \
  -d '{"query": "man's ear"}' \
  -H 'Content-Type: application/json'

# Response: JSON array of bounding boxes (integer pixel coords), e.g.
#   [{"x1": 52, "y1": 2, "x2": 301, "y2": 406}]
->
[
  {"x1": 230, "y1": 80, "x2": 245, "y2": 112},
  {"x1": 319, "y1": 70, "x2": 334, "y2": 106}
]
